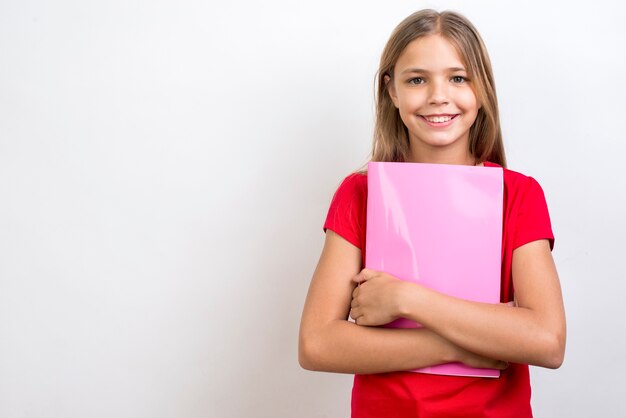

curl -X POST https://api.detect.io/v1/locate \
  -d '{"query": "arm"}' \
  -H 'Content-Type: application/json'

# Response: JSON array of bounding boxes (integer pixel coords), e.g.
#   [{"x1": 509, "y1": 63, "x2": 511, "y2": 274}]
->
[
  {"x1": 298, "y1": 230, "x2": 508, "y2": 374},
  {"x1": 351, "y1": 239, "x2": 566, "y2": 369}
]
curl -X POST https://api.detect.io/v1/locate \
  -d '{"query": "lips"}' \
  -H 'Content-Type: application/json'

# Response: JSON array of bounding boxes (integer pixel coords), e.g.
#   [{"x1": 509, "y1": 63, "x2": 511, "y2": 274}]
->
[
  {"x1": 418, "y1": 114, "x2": 459, "y2": 127},
  {"x1": 421, "y1": 114, "x2": 458, "y2": 123}
]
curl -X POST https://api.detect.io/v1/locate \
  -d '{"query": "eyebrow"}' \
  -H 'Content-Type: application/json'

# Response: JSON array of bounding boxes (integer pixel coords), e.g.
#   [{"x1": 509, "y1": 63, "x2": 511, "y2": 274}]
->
[{"x1": 401, "y1": 67, "x2": 467, "y2": 74}]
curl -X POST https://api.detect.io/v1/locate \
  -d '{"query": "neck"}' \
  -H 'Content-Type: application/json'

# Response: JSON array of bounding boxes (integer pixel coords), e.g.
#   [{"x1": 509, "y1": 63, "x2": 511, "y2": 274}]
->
[{"x1": 406, "y1": 145, "x2": 477, "y2": 166}]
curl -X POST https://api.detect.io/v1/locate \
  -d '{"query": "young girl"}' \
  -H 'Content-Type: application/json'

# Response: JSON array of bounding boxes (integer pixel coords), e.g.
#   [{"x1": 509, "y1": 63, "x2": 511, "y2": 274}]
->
[{"x1": 298, "y1": 9, "x2": 566, "y2": 418}]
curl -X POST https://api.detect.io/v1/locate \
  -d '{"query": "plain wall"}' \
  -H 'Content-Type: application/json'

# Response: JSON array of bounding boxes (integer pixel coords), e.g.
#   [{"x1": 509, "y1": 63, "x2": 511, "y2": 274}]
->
[{"x1": 1, "y1": 0, "x2": 625, "y2": 416}]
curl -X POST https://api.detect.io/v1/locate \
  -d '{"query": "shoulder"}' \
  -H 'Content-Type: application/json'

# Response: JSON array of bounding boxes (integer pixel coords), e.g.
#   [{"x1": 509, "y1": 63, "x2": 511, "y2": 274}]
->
[
  {"x1": 330, "y1": 171, "x2": 368, "y2": 202},
  {"x1": 338, "y1": 171, "x2": 368, "y2": 190},
  {"x1": 324, "y1": 171, "x2": 368, "y2": 252},
  {"x1": 484, "y1": 162, "x2": 547, "y2": 198},
  {"x1": 484, "y1": 162, "x2": 555, "y2": 250}
]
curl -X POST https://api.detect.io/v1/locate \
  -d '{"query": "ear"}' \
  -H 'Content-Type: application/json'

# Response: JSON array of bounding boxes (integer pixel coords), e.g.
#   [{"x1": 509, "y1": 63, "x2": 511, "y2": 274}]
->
[{"x1": 384, "y1": 75, "x2": 399, "y2": 108}]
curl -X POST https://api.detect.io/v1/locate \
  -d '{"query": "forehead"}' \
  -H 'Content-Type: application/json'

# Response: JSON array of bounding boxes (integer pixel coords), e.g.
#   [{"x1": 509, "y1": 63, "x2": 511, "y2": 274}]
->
[{"x1": 395, "y1": 34, "x2": 465, "y2": 72}]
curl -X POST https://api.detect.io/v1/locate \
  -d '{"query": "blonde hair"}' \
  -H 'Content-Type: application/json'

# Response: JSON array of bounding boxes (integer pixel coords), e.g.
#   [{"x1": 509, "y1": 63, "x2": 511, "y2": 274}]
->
[{"x1": 360, "y1": 9, "x2": 506, "y2": 171}]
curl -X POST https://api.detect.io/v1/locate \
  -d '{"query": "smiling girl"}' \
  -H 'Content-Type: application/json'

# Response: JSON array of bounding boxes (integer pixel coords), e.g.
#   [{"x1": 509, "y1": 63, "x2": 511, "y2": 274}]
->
[{"x1": 298, "y1": 9, "x2": 565, "y2": 418}]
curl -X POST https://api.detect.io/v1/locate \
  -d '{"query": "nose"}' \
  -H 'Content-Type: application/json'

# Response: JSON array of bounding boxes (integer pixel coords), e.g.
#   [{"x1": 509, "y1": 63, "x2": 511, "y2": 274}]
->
[{"x1": 428, "y1": 78, "x2": 449, "y2": 105}]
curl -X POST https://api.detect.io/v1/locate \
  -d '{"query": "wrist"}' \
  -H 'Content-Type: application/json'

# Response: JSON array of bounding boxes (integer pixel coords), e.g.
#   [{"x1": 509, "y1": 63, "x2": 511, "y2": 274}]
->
[
  {"x1": 395, "y1": 281, "x2": 422, "y2": 320},
  {"x1": 420, "y1": 328, "x2": 458, "y2": 364}
]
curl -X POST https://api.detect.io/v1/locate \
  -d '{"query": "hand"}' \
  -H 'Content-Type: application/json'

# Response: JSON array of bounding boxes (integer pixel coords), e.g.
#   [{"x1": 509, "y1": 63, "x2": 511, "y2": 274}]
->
[
  {"x1": 455, "y1": 345, "x2": 509, "y2": 370},
  {"x1": 426, "y1": 328, "x2": 509, "y2": 370},
  {"x1": 349, "y1": 268, "x2": 407, "y2": 326}
]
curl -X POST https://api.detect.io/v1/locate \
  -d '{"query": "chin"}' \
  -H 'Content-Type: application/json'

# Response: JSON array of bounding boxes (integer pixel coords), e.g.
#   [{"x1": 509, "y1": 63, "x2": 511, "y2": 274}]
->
[{"x1": 425, "y1": 139, "x2": 462, "y2": 147}]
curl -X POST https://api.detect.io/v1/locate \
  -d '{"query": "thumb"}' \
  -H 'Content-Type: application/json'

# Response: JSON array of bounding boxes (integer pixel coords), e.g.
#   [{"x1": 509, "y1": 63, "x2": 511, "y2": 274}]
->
[{"x1": 352, "y1": 269, "x2": 370, "y2": 284}]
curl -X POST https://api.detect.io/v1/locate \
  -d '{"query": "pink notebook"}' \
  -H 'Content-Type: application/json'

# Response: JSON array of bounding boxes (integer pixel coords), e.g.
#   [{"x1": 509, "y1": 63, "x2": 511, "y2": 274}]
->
[{"x1": 366, "y1": 162, "x2": 503, "y2": 378}]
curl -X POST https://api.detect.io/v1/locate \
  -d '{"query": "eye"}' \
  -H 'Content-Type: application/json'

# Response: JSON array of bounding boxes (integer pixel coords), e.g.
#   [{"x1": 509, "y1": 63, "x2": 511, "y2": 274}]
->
[
  {"x1": 451, "y1": 75, "x2": 468, "y2": 83},
  {"x1": 408, "y1": 77, "x2": 425, "y2": 85}
]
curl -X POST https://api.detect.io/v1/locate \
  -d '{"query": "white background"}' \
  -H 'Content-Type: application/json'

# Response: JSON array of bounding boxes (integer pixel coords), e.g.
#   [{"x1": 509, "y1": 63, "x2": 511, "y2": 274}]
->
[{"x1": 1, "y1": 0, "x2": 625, "y2": 417}]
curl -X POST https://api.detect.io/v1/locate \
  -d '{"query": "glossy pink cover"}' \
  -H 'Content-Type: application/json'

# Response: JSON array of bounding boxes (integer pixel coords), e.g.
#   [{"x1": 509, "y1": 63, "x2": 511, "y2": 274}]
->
[{"x1": 366, "y1": 162, "x2": 503, "y2": 378}]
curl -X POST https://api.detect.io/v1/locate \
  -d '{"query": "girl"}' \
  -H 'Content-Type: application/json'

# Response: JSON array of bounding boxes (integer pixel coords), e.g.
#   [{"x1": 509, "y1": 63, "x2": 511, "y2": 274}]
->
[{"x1": 298, "y1": 9, "x2": 566, "y2": 418}]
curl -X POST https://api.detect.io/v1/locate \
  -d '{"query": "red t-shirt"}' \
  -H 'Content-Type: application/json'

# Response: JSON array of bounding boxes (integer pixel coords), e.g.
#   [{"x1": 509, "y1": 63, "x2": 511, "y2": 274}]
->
[{"x1": 323, "y1": 161, "x2": 555, "y2": 418}]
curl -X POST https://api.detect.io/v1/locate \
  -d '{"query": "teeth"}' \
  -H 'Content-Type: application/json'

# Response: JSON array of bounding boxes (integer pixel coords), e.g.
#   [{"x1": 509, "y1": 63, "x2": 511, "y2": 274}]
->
[{"x1": 425, "y1": 115, "x2": 453, "y2": 123}]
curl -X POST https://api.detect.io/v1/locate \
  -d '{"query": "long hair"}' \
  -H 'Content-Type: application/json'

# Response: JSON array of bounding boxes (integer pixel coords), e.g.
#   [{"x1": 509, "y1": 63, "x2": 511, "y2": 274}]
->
[{"x1": 361, "y1": 9, "x2": 506, "y2": 171}]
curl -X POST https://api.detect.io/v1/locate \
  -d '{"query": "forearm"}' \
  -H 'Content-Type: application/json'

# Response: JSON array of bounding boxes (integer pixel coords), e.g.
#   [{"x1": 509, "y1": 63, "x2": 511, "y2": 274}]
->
[
  {"x1": 400, "y1": 285, "x2": 565, "y2": 368},
  {"x1": 299, "y1": 319, "x2": 456, "y2": 374}
]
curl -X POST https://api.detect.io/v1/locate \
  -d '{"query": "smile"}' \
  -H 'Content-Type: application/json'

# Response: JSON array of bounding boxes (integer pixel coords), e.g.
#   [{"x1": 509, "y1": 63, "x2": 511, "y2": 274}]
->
[{"x1": 419, "y1": 114, "x2": 459, "y2": 127}]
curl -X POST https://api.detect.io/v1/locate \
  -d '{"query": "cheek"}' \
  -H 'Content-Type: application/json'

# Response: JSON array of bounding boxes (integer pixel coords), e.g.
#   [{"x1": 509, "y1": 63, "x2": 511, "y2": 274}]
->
[
  {"x1": 458, "y1": 90, "x2": 479, "y2": 113},
  {"x1": 397, "y1": 92, "x2": 425, "y2": 114},
  {"x1": 397, "y1": 108, "x2": 413, "y2": 129}
]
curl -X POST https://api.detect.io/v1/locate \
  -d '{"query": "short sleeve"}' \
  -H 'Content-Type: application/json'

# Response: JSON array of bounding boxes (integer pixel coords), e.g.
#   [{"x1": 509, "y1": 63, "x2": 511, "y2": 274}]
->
[
  {"x1": 513, "y1": 176, "x2": 555, "y2": 250},
  {"x1": 323, "y1": 173, "x2": 367, "y2": 250}
]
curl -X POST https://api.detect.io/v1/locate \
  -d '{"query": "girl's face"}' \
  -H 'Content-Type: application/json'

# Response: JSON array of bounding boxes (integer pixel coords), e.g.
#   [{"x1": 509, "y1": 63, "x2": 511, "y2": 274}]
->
[{"x1": 387, "y1": 34, "x2": 480, "y2": 163}]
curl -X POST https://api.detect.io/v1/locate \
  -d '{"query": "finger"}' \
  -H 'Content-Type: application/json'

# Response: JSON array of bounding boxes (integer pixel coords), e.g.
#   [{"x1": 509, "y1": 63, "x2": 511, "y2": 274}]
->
[
  {"x1": 355, "y1": 315, "x2": 370, "y2": 326},
  {"x1": 352, "y1": 286, "x2": 359, "y2": 300},
  {"x1": 352, "y1": 268, "x2": 372, "y2": 284},
  {"x1": 352, "y1": 273, "x2": 365, "y2": 284},
  {"x1": 350, "y1": 297, "x2": 358, "y2": 309},
  {"x1": 496, "y1": 361, "x2": 509, "y2": 370}
]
